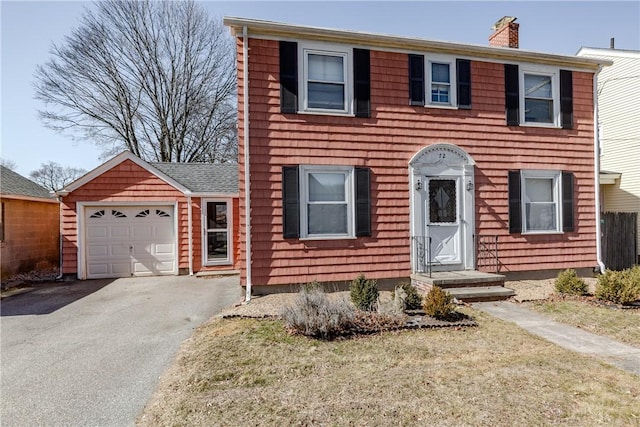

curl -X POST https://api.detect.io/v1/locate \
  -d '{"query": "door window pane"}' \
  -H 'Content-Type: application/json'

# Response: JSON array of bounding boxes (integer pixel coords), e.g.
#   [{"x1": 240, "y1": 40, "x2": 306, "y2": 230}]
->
[
  {"x1": 207, "y1": 202, "x2": 227, "y2": 229},
  {"x1": 429, "y1": 179, "x2": 457, "y2": 223},
  {"x1": 207, "y1": 232, "x2": 228, "y2": 261}
]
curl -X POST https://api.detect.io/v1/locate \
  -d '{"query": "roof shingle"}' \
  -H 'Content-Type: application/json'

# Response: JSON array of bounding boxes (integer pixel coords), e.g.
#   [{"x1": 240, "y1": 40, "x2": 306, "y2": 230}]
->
[
  {"x1": 0, "y1": 165, "x2": 54, "y2": 200},
  {"x1": 151, "y1": 162, "x2": 238, "y2": 194}
]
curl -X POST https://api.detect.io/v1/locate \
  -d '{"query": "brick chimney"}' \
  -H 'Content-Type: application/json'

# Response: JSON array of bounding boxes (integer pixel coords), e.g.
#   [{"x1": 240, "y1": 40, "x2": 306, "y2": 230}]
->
[{"x1": 489, "y1": 16, "x2": 519, "y2": 48}]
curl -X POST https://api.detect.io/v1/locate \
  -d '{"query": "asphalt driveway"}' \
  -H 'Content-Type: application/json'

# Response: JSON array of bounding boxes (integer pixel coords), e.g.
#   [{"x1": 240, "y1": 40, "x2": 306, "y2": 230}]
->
[{"x1": 1, "y1": 275, "x2": 241, "y2": 426}]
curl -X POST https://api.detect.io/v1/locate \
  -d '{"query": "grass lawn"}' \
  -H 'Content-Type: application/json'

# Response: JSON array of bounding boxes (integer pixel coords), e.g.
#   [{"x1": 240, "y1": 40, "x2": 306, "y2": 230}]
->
[
  {"x1": 138, "y1": 308, "x2": 640, "y2": 426},
  {"x1": 526, "y1": 298, "x2": 640, "y2": 348}
]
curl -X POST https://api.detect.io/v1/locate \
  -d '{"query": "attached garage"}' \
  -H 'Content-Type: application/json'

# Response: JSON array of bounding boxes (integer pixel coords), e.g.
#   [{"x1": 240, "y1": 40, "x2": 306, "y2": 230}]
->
[{"x1": 57, "y1": 152, "x2": 239, "y2": 280}]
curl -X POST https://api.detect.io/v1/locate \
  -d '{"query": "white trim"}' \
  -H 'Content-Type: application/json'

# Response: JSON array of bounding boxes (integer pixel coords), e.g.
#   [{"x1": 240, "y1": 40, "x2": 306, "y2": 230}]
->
[
  {"x1": 58, "y1": 151, "x2": 190, "y2": 194},
  {"x1": 426, "y1": 54, "x2": 457, "y2": 108},
  {"x1": 592, "y1": 65, "x2": 606, "y2": 272},
  {"x1": 298, "y1": 41, "x2": 353, "y2": 115},
  {"x1": 201, "y1": 198, "x2": 234, "y2": 266},
  {"x1": 77, "y1": 201, "x2": 179, "y2": 280},
  {"x1": 519, "y1": 65, "x2": 561, "y2": 128},
  {"x1": 224, "y1": 17, "x2": 610, "y2": 71},
  {"x1": 299, "y1": 165, "x2": 355, "y2": 239}
]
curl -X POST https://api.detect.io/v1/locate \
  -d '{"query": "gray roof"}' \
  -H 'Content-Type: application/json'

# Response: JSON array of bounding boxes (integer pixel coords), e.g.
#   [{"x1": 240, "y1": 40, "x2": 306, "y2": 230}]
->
[
  {"x1": 151, "y1": 162, "x2": 238, "y2": 194},
  {"x1": 0, "y1": 165, "x2": 54, "y2": 200}
]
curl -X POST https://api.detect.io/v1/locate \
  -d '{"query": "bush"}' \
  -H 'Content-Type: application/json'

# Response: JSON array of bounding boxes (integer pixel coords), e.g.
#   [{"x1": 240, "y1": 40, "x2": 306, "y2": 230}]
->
[
  {"x1": 350, "y1": 274, "x2": 379, "y2": 312},
  {"x1": 423, "y1": 286, "x2": 454, "y2": 319},
  {"x1": 392, "y1": 282, "x2": 423, "y2": 310},
  {"x1": 554, "y1": 269, "x2": 588, "y2": 296},
  {"x1": 282, "y1": 284, "x2": 355, "y2": 339},
  {"x1": 595, "y1": 267, "x2": 640, "y2": 305}
]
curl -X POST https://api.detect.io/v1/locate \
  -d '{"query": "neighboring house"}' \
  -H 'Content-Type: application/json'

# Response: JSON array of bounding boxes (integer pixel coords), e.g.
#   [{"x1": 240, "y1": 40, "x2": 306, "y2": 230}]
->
[
  {"x1": 56, "y1": 152, "x2": 239, "y2": 279},
  {"x1": 577, "y1": 47, "x2": 640, "y2": 267},
  {"x1": 0, "y1": 165, "x2": 59, "y2": 279},
  {"x1": 224, "y1": 16, "x2": 611, "y2": 294}
]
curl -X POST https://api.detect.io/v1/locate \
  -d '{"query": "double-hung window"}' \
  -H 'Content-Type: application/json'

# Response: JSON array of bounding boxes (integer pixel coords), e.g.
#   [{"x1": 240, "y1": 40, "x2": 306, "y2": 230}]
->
[
  {"x1": 301, "y1": 166, "x2": 353, "y2": 238},
  {"x1": 509, "y1": 170, "x2": 574, "y2": 234},
  {"x1": 523, "y1": 73, "x2": 554, "y2": 124},
  {"x1": 522, "y1": 171, "x2": 560, "y2": 233},
  {"x1": 301, "y1": 44, "x2": 351, "y2": 114},
  {"x1": 429, "y1": 61, "x2": 453, "y2": 105}
]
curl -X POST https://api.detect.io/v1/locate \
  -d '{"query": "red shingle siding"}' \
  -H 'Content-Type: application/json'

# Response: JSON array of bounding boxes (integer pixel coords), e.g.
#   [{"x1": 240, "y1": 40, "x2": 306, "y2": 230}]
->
[{"x1": 238, "y1": 38, "x2": 597, "y2": 286}]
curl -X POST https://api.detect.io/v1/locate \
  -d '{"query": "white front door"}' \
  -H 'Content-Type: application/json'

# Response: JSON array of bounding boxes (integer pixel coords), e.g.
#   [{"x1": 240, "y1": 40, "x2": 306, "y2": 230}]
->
[{"x1": 426, "y1": 177, "x2": 461, "y2": 265}]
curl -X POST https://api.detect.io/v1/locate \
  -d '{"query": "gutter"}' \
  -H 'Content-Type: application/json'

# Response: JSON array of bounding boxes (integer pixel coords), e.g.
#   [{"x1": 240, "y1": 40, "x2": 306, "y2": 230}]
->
[
  {"x1": 243, "y1": 25, "x2": 253, "y2": 302},
  {"x1": 593, "y1": 65, "x2": 606, "y2": 273}
]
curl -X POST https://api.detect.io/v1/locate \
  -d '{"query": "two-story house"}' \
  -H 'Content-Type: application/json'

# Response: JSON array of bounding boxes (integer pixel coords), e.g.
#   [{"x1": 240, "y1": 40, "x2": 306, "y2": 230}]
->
[{"x1": 224, "y1": 16, "x2": 611, "y2": 296}]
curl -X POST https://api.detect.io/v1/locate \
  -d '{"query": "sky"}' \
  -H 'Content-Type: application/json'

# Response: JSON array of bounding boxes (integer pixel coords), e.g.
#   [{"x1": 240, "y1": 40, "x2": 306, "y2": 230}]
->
[{"x1": 1, "y1": 1, "x2": 639, "y2": 177}]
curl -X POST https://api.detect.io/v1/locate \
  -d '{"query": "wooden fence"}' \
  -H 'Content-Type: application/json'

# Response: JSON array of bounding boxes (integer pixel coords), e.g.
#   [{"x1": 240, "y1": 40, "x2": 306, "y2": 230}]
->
[{"x1": 601, "y1": 212, "x2": 638, "y2": 270}]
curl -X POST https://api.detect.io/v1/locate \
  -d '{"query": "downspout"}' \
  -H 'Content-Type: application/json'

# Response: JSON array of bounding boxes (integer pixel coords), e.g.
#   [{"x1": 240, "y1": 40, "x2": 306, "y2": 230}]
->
[
  {"x1": 187, "y1": 193, "x2": 194, "y2": 275},
  {"x1": 593, "y1": 65, "x2": 606, "y2": 273},
  {"x1": 243, "y1": 25, "x2": 253, "y2": 302},
  {"x1": 55, "y1": 195, "x2": 64, "y2": 280}
]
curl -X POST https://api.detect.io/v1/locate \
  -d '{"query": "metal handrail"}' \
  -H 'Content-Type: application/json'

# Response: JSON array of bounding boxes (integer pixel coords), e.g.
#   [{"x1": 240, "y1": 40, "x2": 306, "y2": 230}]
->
[
  {"x1": 411, "y1": 235, "x2": 432, "y2": 277},
  {"x1": 476, "y1": 235, "x2": 499, "y2": 273}
]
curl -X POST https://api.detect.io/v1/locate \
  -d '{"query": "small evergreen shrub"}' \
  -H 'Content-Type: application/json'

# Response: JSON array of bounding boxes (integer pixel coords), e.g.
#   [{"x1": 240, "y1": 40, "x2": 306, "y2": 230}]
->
[
  {"x1": 423, "y1": 286, "x2": 454, "y2": 319},
  {"x1": 392, "y1": 282, "x2": 423, "y2": 310},
  {"x1": 350, "y1": 274, "x2": 379, "y2": 312},
  {"x1": 595, "y1": 267, "x2": 640, "y2": 305},
  {"x1": 282, "y1": 284, "x2": 355, "y2": 339},
  {"x1": 554, "y1": 269, "x2": 588, "y2": 296}
]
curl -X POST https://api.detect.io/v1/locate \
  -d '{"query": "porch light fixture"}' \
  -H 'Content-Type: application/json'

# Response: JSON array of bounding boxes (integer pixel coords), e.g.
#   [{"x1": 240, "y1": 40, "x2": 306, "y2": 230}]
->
[
  {"x1": 467, "y1": 181, "x2": 474, "y2": 191},
  {"x1": 415, "y1": 179, "x2": 422, "y2": 191}
]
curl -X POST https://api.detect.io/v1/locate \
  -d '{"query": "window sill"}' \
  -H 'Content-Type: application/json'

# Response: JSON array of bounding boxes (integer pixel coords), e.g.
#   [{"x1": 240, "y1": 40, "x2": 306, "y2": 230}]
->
[
  {"x1": 297, "y1": 110, "x2": 355, "y2": 118},
  {"x1": 300, "y1": 235, "x2": 357, "y2": 241},
  {"x1": 521, "y1": 231, "x2": 564, "y2": 235},
  {"x1": 520, "y1": 122, "x2": 561, "y2": 129},
  {"x1": 425, "y1": 104, "x2": 459, "y2": 110}
]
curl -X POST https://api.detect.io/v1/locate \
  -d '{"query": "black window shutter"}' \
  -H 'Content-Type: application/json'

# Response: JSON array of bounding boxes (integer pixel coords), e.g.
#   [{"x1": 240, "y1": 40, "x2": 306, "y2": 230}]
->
[
  {"x1": 355, "y1": 167, "x2": 371, "y2": 237},
  {"x1": 560, "y1": 70, "x2": 573, "y2": 129},
  {"x1": 282, "y1": 166, "x2": 300, "y2": 238},
  {"x1": 279, "y1": 41, "x2": 298, "y2": 114},
  {"x1": 354, "y1": 49, "x2": 371, "y2": 118},
  {"x1": 508, "y1": 170, "x2": 522, "y2": 233},
  {"x1": 408, "y1": 54, "x2": 425, "y2": 106},
  {"x1": 456, "y1": 59, "x2": 472, "y2": 109},
  {"x1": 562, "y1": 171, "x2": 575, "y2": 232},
  {"x1": 504, "y1": 64, "x2": 520, "y2": 126}
]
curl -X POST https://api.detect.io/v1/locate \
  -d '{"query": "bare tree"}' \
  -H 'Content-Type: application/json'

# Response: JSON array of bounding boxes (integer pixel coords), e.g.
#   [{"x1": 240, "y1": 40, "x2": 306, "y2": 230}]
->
[
  {"x1": 29, "y1": 162, "x2": 87, "y2": 191},
  {"x1": 0, "y1": 158, "x2": 17, "y2": 171},
  {"x1": 34, "y1": 0, "x2": 237, "y2": 163}
]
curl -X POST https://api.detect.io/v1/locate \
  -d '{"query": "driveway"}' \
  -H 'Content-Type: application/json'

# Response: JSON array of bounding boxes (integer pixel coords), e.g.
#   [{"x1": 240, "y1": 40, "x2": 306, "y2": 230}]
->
[{"x1": 1, "y1": 275, "x2": 241, "y2": 426}]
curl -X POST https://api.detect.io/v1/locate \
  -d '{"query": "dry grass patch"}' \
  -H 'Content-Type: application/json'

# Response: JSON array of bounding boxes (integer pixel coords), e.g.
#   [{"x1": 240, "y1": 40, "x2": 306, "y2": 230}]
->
[
  {"x1": 138, "y1": 309, "x2": 640, "y2": 427},
  {"x1": 527, "y1": 298, "x2": 640, "y2": 347}
]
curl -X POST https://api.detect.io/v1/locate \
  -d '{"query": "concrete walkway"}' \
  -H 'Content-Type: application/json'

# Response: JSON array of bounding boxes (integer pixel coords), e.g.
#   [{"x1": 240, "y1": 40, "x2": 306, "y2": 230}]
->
[{"x1": 474, "y1": 301, "x2": 640, "y2": 377}]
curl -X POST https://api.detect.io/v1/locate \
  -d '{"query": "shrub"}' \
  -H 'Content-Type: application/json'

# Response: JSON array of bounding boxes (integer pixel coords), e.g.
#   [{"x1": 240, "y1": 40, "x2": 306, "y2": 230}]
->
[
  {"x1": 392, "y1": 282, "x2": 423, "y2": 310},
  {"x1": 282, "y1": 284, "x2": 355, "y2": 339},
  {"x1": 423, "y1": 286, "x2": 454, "y2": 319},
  {"x1": 554, "y1": 269, "x2": 588, "y2": 296},
  {"x1": 350, "y1": 274, "x2": 379, "y2": 312},
  {"x1": 595, "y1": 267, "x2": 640, "y2": 305}
]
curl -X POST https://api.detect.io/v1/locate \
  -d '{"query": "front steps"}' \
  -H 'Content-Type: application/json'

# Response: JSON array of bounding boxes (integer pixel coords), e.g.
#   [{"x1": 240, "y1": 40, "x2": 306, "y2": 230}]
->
[{"x1": 411, "y1": 271, "x2": 515, "y2": 302}]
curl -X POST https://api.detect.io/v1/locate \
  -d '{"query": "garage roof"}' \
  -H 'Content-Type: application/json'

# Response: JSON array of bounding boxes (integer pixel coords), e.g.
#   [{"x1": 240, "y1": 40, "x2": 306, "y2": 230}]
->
[
  {"x1": 0, "y1": 165, "x2": 57, "y2": 202},
  {"x1": 152, "y1": 163, "x2": 238, "y2": 194}
]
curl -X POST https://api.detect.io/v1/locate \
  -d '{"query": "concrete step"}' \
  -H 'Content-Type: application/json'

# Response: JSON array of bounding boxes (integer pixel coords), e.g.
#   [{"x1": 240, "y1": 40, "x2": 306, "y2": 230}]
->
[
  {"x1": 447, "y1": 286, "x2": 515, "y2": 303},
  {"x1": 411, "y1": 271, "x2": 505, "y2": 288}
]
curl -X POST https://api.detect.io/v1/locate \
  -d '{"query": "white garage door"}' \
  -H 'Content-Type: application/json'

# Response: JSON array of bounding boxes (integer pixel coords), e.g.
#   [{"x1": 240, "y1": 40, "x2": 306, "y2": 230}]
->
[{"x1": 85, "y1": 206, "x2": 177, "y2": 279}]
